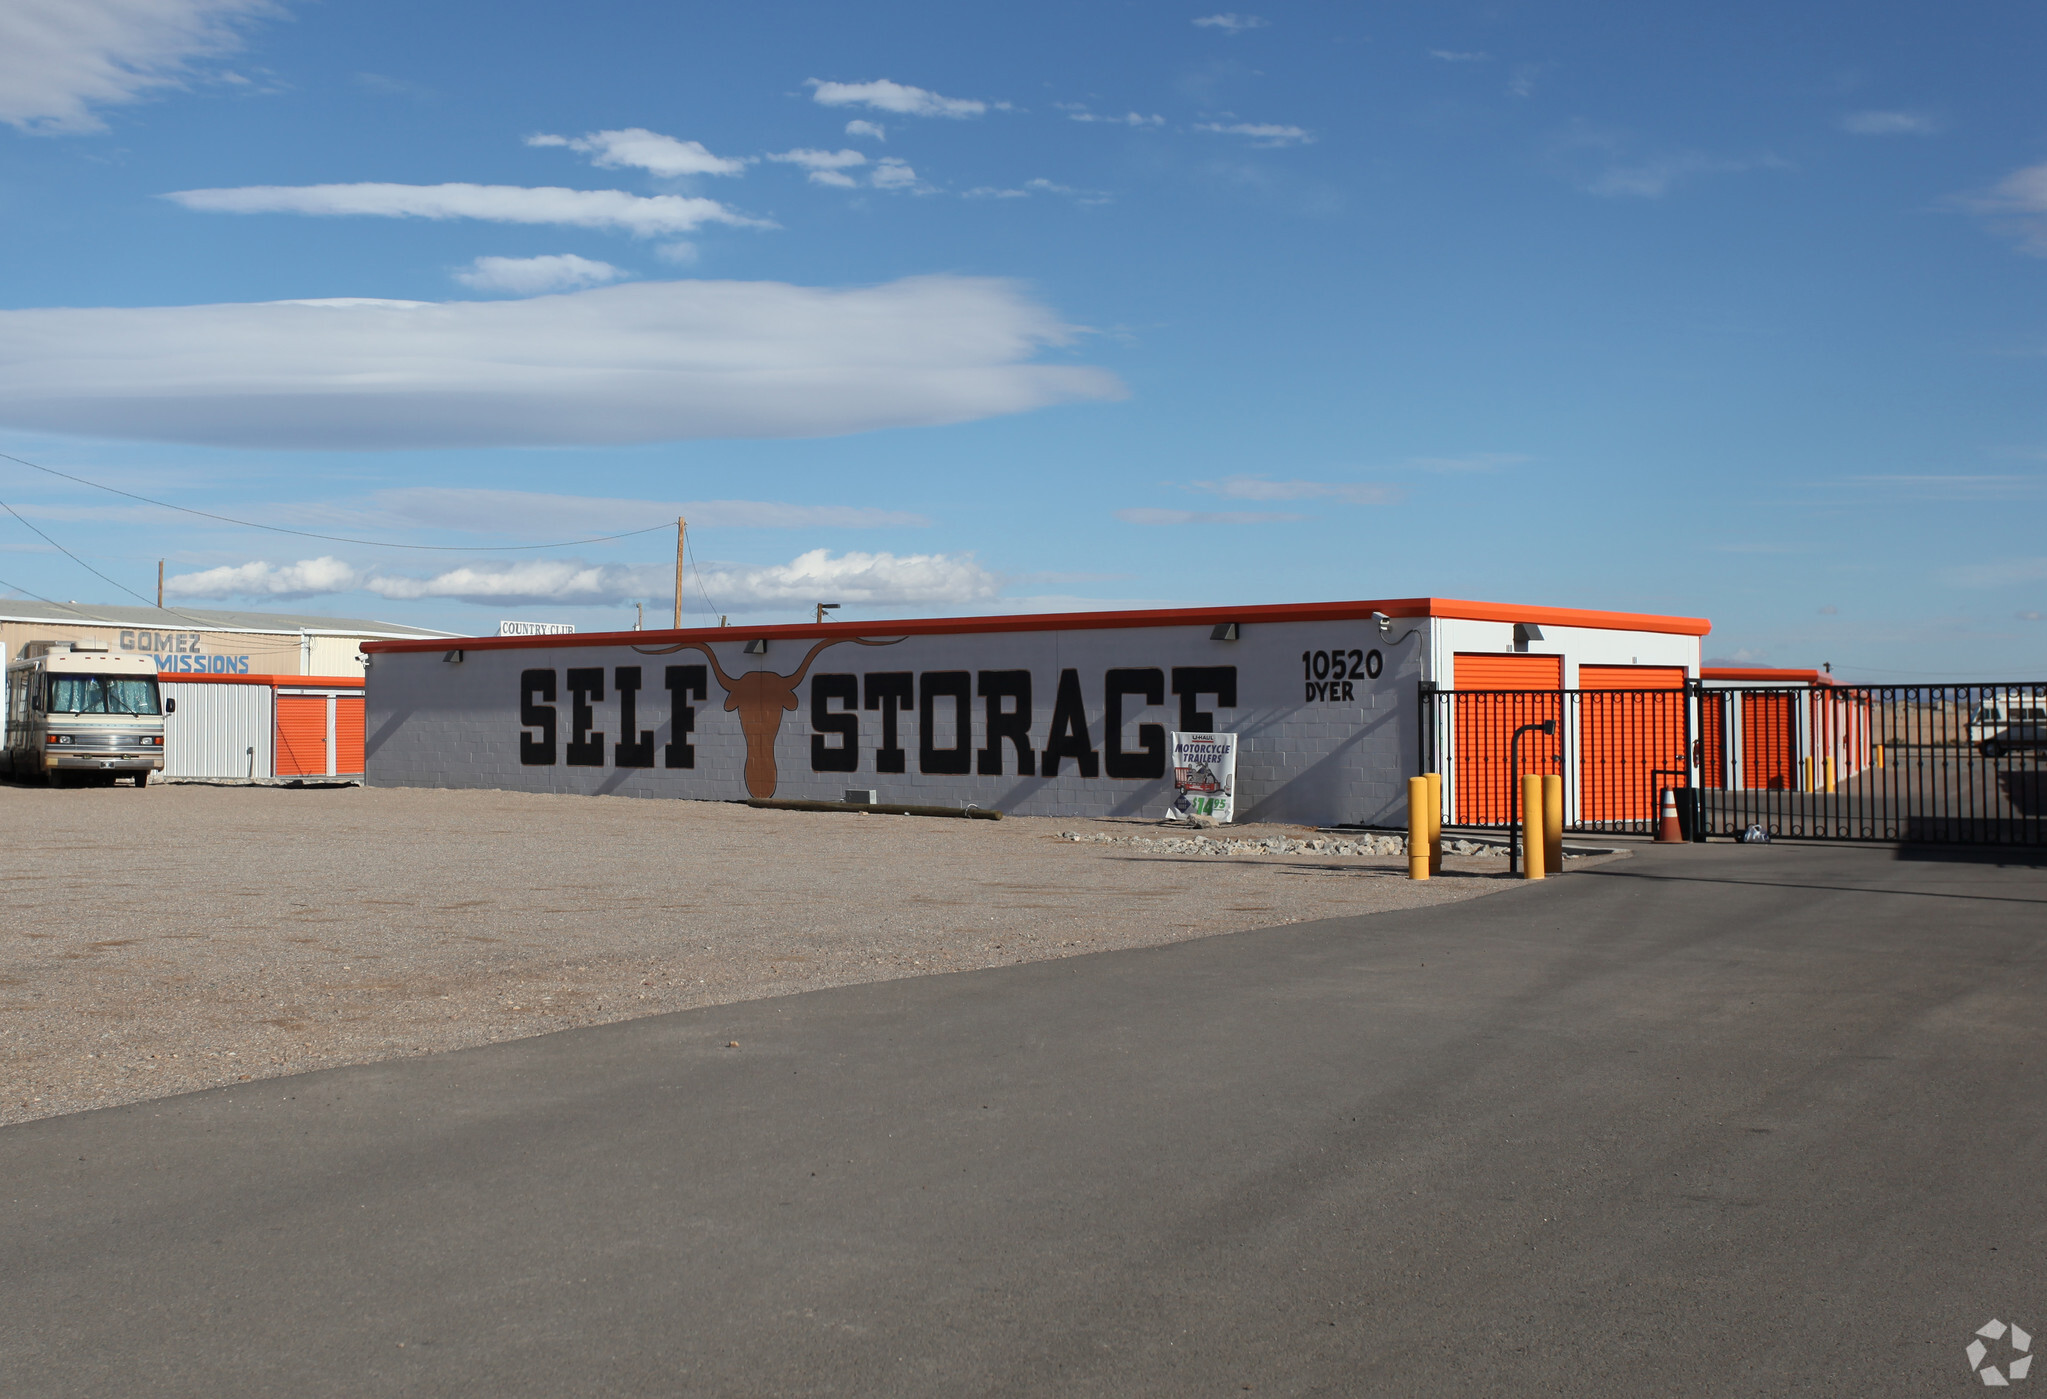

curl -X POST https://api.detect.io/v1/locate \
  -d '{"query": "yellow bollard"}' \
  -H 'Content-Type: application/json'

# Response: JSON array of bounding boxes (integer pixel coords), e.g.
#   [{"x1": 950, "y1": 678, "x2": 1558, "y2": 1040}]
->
[
  {"x1": 1426, "y1": 772, "x2": 1442, "y2": 875},
  {"x1": 1876, "y1": 741, "x2": 1885, "y2": 771},
  {"x1": 1542, "y1": 773, "x2": 1563, "y2": 875},
  {"x1": 1825, "y1": 755, "x2": 1836, "y2": 793},
  {"x1": 1407, "y1": 777, "x2": 1430, "y2": 880},
  {"x1": 1521, "y1": 773, "x2": 1546, "y2": 879}
]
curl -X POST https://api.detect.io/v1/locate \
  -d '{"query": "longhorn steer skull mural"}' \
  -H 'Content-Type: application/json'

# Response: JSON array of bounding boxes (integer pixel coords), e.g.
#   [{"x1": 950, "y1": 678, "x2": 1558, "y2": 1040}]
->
[{"x1": 637, "y1": 636, "x2": 903, "y2": 798}]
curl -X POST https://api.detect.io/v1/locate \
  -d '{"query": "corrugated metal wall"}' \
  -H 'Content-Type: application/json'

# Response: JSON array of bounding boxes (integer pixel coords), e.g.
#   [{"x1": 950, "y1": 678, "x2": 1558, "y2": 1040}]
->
[
  {"x1": 308, "y1": 636, "x2": 367, "y2": 675},
  {"x1": 162, "y1": 681, "x2": 272, "y2": 779}
]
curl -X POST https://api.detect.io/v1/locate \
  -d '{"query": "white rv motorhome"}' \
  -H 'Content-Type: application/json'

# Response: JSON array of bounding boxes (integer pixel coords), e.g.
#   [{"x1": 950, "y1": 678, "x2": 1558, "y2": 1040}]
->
[{"x1": 2, "y1": 641, "x2": 166, "y2": 786}]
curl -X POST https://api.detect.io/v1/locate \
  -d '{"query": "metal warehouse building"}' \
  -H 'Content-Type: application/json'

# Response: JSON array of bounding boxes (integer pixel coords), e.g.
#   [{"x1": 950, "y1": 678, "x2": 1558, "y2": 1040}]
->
[
  {"x1": 361, "y1": 597, "x2": 1710, "y2": 829},
  {"x1": 3, "y1": 601, "x2": 447, "y2": 782},
  {"x1": 0, "y1": 600, "x2": 446, "y2": 678}
]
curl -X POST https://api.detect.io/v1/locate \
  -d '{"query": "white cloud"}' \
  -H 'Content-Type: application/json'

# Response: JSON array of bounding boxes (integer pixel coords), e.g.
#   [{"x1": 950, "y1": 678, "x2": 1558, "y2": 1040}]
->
[
  {"x1": 869, "y1": 157, "x2": 922, "y2": 190},
  {"x1": 1115, "y1": 507, "x2": 1303, "y2": 525},
  {"x1": 1193, "y1": 121, "x2": 1313, "y2": 148},
  {"x1": 165, "y1": 182, "x2": 766, "y2": 237},
  {"x1": 1585, "y1": 152, "x2": 1791, "y2": 199},
  {"x1": 365, "y1": 560, "x2": 666, "y2": 605},
  {"x1": 1981, "y1": 165, "x2": 2047, "y2": 209},
  {"x1": 965, "y1": 178, "x2": 1106, "y2": 203},
  {"x1": 767, "y1": 147, "x2": 867, "y2": 187},
  {"x1": 1061, "y1": 105, "x2": 1164, "y2": 127},
  {"x1": 452, "y1": 254, "x2": 623, "y2": 295},
  {"x1": 844, "y1": 119, "x2": 886, "y2": 141},
  {"x1": 1429, "y1": 49, "x2": 1490, "y2": 62},
  {"x1": 0, "y1": 0, "x2": 276, "y2": 134},
  {"x1": 166, "y1": 554, "x2": 668, "y2": 606},
  {"x1": 1969, "y1": 162, "x2": 2047, "y2": 255},
  {"x1": 1838, "y1": 110, "x2": 1938, "y2": 136},
  {"x1": 171, "y1": 548, "x2": 1001, "y2": 609},
  {"x1": 1028, "y1": 177, "x2": 1105, "y2": 201},
  {"x1": 527, "y1": 128, "x2": 749, "y2": 177},
  {"x1": 371, "y1": 488, "x2": 930, "y2": 533},
  {"x1": 696, "y1": 548, "x2": 1000, "y2": 609},
  {"x1": 166, "y1": 556, "x2": 361, "y2": 601},
  {"x1": 1192, "y1": 476, "x2": 1404, "y2": 505},
  {"x1": 1192, "y1": 14, "x2": 1268, "y2": 31},
  {"x1": 0, "y1": 275, "x2": 1126, "y2": 449},
  {"x1": 806, "y1": 78, "x2": 989, "y2": 119},
  {"x1": 1549, "y1": 123, "x2": 1788, "y2": 199}
]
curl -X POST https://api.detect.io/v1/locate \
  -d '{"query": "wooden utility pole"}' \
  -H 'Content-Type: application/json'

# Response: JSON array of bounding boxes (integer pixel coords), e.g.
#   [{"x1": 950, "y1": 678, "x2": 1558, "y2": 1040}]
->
[
  {"x1": 156, "y1": 560, "x2": 164, "y2": 609},
  {"x1": 672, "y1": 517, "x2": 686, "y2": 630}
]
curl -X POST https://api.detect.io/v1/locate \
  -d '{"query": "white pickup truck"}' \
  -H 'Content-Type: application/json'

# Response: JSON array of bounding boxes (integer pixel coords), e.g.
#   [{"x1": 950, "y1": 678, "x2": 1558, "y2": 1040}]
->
[
  {"x1": 2, "y1": 642, "x2": 167, "y2": 786},
  {"x1": 1969, "y1": 700, "x2": 2047, "y2": 759}
]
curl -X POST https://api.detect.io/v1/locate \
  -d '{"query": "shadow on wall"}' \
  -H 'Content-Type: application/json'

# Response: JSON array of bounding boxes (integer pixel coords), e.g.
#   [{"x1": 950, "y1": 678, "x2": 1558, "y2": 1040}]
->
[{"x1": 362, "y1": 703, "x2": 416, "y2": 768}]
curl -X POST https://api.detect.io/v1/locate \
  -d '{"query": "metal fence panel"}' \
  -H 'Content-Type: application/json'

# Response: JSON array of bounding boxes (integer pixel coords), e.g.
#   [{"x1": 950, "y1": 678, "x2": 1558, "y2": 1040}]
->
[
  {"x1": 1424, "y1": 681, "x2": 2046, "y2": 846},
  {"x1": 1425, "y1": 686, "x2": 1689, "y2": 837},
  {"x1": 1696, "y1": 682, "x2": 2045, "y2": 845}
]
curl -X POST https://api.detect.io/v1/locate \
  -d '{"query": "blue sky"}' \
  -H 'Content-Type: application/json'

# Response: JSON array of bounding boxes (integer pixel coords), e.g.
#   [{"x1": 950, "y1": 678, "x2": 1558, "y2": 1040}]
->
[{"x1": 0, "y1": 0, "x2": 2043, "y2": 679}]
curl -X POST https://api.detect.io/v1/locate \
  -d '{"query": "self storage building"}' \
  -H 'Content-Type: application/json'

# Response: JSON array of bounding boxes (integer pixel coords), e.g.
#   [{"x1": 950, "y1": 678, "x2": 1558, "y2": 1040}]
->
[
  {"x1": 360, "y1": 598, "x2": 1711, "y2": 828},
  {"x1": 1699, "y1": 667, "x2": 1873, "y2": 793}
]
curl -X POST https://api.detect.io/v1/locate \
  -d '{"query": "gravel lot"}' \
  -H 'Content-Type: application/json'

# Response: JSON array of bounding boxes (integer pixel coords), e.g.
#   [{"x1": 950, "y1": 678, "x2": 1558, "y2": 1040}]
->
[{"x1": 0, "y1": 782, "x2": 1617, "y2": 1126}]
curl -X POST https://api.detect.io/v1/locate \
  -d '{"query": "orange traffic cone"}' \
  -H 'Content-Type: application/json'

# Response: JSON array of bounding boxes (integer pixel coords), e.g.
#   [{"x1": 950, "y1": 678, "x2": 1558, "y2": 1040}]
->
[{"x1": 1656, "y1": 787, "x2": 1683, "y2": 843}]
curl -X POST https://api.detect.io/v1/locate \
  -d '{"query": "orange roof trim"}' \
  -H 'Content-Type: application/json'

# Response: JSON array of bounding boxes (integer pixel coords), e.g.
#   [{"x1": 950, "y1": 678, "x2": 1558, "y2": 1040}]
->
[
  {"x1": 1702, "y1": 667, "x2": 1832, "y2": 686},
  {"x1": 154, "y1": 673, "x2": 365, "y2": 688},
  {"x1": 362, "y1": 597, "x2": 1711, "y2": 657}
]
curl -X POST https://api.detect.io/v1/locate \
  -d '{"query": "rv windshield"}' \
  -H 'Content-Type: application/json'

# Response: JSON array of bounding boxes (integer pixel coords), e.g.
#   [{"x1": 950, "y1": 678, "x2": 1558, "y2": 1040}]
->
[{"x1": 47, "y1": 674, "x2": 161, "y2": 715}]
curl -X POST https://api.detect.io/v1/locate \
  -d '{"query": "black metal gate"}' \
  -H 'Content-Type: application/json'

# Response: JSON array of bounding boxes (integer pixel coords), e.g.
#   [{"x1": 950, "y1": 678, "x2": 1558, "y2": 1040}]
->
[{"x1": 1422, "y1": 681, "x2": 2047, "y2": 847}]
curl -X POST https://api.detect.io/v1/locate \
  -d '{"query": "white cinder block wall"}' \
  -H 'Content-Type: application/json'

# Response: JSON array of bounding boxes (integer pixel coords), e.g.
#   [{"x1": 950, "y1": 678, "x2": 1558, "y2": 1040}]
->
[{"x1": 364, "y1": 603, "x2": 1706, "y2": 828}]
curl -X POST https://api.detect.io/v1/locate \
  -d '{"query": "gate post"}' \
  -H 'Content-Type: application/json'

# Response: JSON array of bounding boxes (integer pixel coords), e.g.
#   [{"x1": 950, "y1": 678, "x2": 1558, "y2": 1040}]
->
[
  {"x1": 1687, "y1": 679, "x2": 1707, "y2": 842},
  {"x1": 1417, "y1": 681, "x2": 1437, "y2": 778}
]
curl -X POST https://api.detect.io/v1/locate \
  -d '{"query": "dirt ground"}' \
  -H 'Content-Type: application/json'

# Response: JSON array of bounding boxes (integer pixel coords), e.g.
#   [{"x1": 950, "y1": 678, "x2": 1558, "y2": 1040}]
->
[{"x1": 0, "y1": 782, "x2": 1621, "y2": 1125}]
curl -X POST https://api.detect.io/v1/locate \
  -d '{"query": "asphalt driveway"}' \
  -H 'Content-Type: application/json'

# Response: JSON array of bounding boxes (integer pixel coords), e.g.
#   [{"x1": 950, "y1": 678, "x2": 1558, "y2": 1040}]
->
[{"x1": 4, "y1": 840, "x2": 2043, "y2": 1397}]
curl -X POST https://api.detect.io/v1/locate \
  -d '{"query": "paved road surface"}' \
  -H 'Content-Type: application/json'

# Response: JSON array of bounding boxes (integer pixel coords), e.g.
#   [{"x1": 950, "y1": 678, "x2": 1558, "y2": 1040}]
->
[{"x1": 4, "y1": 841, "x2": 2043, "y2": 1397}]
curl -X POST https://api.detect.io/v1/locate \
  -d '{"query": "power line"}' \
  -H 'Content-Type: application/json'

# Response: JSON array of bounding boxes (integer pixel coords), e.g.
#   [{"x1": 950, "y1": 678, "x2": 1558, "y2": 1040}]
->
[
  {"x1": 0, "y1": 572, "x2": 61, "y2": 606},
  {"x1": 0, "y1": 496, "x2": 213, "y2": 622},
  {"x1": 0, "y1": 449, "x2": 675, "y2": 552},
  {"x1": 685, "y1": 532, "x2": 719, "y2": 620}
]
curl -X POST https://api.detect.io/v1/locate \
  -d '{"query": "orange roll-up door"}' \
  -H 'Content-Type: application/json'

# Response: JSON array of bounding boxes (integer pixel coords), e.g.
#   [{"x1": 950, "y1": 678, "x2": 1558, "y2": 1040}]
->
[
  {"x1": 275, "y1": 694, "x2": 328, "y2": 776},
  {"x1": 334, "y1": 695, "x2": 365, "y2": 774},
  {"x1": 1741, "y1": 693, "x2": 1796, "y2": 790},
  {"x1": 1454, "y1": 654, "x2": 1565, "y2": 691},
  {"x1": 1577, "y1": 666, "x2": 1689, "y2": 824},
  {"x1": 1698, "y1": 692, "x2": 1728, "y2": 788},
  {"x1": 1451, "y1": 653, "x2": 1563, "y2": 824}
]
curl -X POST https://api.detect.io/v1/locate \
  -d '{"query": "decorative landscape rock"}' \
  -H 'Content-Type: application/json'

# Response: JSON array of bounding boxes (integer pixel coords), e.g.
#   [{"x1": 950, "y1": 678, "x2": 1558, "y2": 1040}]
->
[{"x1": 1057, "y1": 830, "x2": 1544, "y2": 860}]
